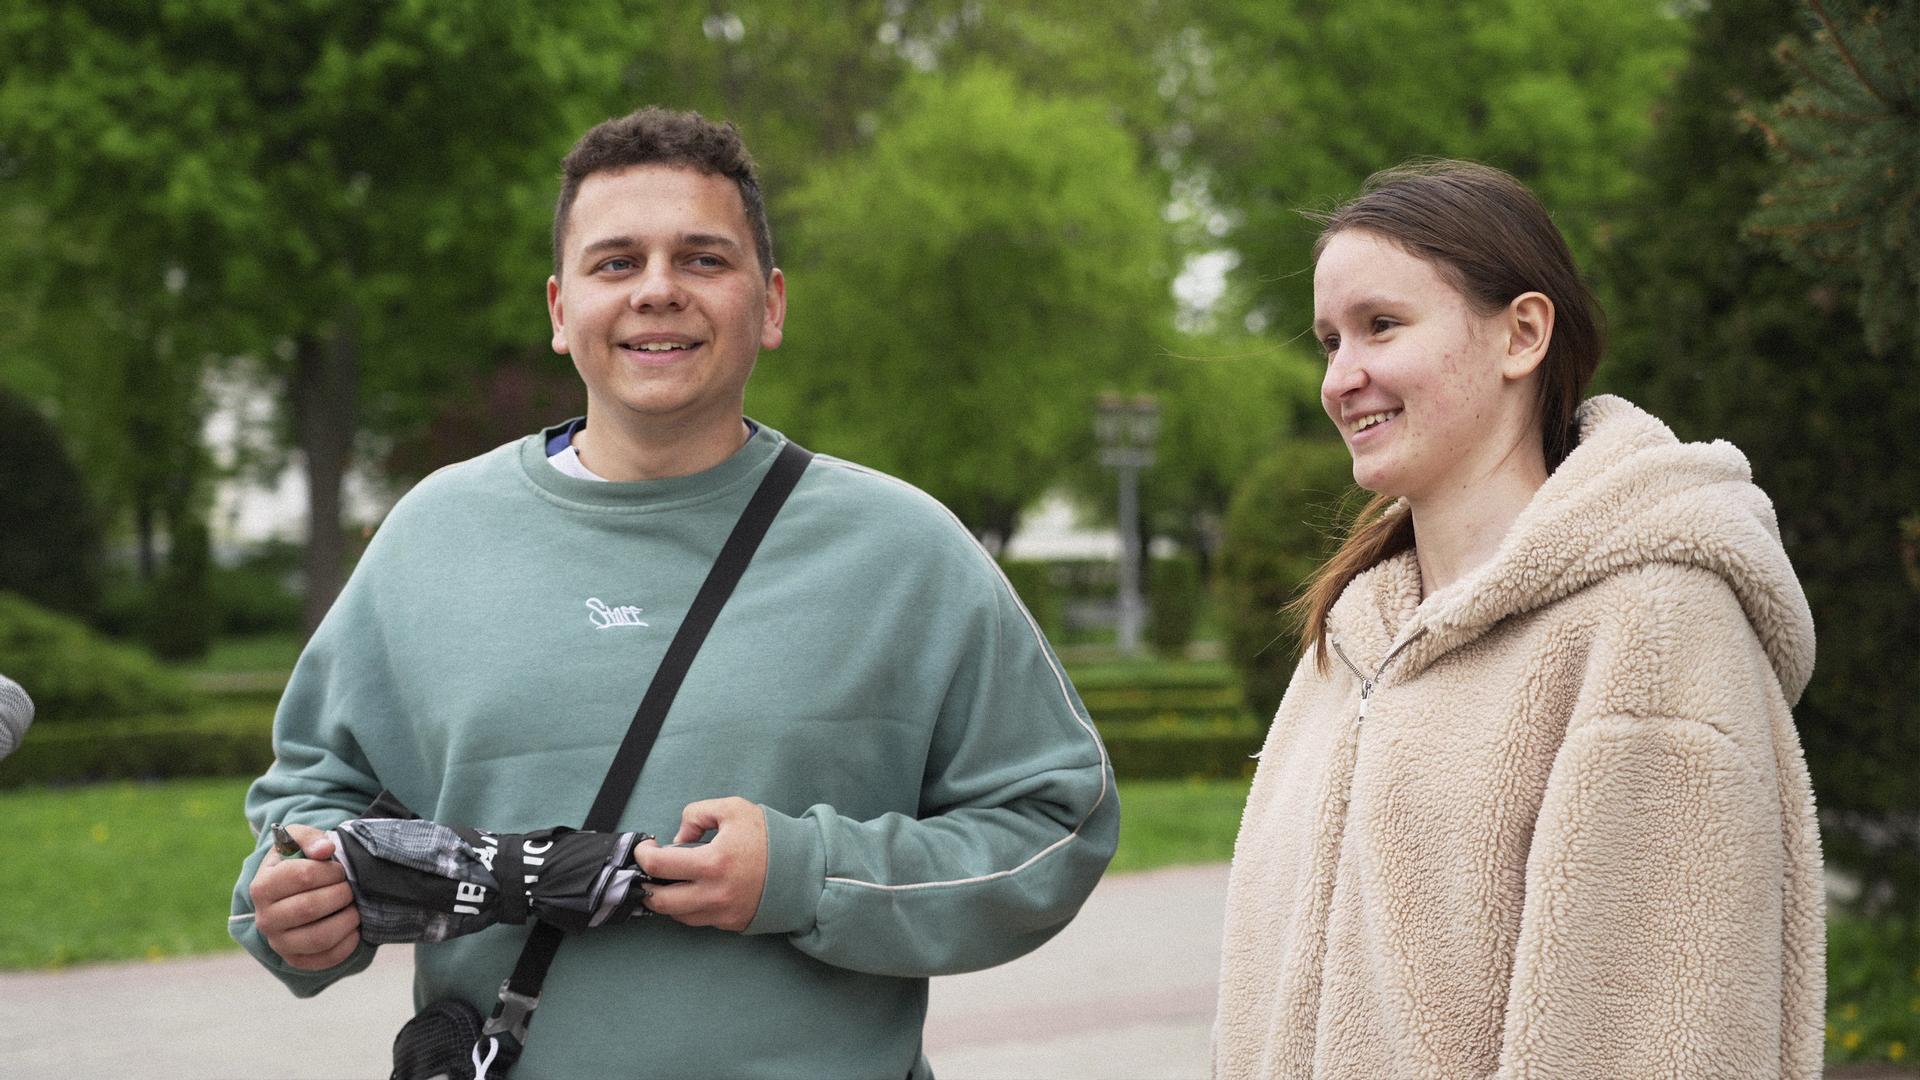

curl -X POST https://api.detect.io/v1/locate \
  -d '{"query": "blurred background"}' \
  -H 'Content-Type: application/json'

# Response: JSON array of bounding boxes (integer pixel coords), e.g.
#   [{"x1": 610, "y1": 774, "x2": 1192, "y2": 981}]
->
[{"x1": 0, "y1": 0, "x2": 1913, "y2": 1071}]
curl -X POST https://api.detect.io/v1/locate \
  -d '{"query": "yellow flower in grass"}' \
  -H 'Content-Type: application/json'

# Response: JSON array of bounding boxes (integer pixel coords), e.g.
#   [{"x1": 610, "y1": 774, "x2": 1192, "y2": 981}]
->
[
  {"x1": 1910, "y1": 995, "x2": 1920, "y2": 1014},
  {"x1": 1840, "y1": 1003, "x2": 1861, "y2": 1021},
  {"x1": 1842, "y1": 1030, "x2": 1863, "y2": 1051},
  {"x1": 1889, "y1": 1041, "x2": 1906, "y2": 1062},
  {"x1": 89, "y1": 823, "x2": 109, "y2": 843}
]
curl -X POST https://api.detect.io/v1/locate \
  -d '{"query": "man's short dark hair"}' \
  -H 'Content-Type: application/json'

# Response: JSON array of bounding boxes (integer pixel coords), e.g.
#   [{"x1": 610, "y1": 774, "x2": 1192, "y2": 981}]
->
[{"x1": 553, "y1": 106, "x2": 774, "y2": 279}]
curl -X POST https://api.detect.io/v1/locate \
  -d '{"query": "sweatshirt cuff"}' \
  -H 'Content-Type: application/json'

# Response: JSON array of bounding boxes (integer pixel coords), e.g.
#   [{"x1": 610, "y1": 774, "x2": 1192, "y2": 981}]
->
[{"x1": 747, "y1": 804, "x2": 825, "y2": 936}]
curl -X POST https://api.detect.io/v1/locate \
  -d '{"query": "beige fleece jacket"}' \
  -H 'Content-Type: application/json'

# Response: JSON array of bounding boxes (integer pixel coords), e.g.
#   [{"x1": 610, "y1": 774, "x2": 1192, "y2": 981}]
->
[{"x1": 1214, "y1": 396, "x2": 1824, "y2": 1079}]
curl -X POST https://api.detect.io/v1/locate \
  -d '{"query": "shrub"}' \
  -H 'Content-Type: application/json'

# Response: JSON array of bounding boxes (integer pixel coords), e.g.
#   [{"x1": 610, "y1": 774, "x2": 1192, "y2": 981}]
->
[
  {"x1": 0, "y1": 592, "x2": 199, "y2": 724},
  {"x1": 998, "y1": 558, "x2": 1063, "y2": 639},
  {"x1": 1147, "y1": 556, "x2": 1201, "y2": 655},
  {"x1": 1096, "y1": 714, "x2": 1264, "y2": 780},
  {"x1": 0, "y1": 390, "x2": 103, "y2": 618},
  {"x1": 210, "y1": 563, "x2": 304, "y2": 636},
  {"x1": 0, "y1": 705, "x2": 272, "y2": 788},
  {"x1": 1217, "y1": 438, "x2": 1356, "y2": 719}
]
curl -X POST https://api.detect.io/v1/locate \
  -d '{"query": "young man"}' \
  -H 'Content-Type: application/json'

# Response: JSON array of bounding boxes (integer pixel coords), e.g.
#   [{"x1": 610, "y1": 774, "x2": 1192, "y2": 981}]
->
[{"x1": 228, "y1": 107, "x2": 1117, "y2": 1077}]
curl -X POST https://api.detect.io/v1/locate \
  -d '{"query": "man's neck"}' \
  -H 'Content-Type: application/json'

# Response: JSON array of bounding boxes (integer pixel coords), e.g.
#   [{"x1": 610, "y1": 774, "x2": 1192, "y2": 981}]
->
[{"x1": 573, "y1": 410, "x2": 753, "y2": 482}]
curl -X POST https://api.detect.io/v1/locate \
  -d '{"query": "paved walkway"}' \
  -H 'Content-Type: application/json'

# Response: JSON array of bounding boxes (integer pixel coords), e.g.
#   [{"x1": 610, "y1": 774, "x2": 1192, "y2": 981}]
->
[{"x1": 0, "y1": 863, "x2": 1228, "y2": 1079}]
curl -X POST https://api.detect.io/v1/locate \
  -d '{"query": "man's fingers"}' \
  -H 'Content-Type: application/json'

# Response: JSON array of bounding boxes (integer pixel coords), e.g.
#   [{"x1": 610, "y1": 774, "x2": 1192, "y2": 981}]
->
[
  {"x1": 279, "y1": 907, "x2": 363, "y2": 971},
  {"x1": 250, "y1": 853, "x2": 347, "y2": 908},
  {"x1": 283, "y1": 823, "x2": 335, "y2": 861},
  {"x1": 635, "y1": 841, "x2": 710, "y2": 882},
  {"x1": 641, "y1": 882, "x2": 716, "y2": 926},
  {"x1": 257, "y1": 879, "x2": 357, "y2": 935},
  {"x1": 673, "y1": 797, "x2": 740, "y2": 845},
  {"x1": 270, "y1": 897, "x2": 361, "y2": 963}
]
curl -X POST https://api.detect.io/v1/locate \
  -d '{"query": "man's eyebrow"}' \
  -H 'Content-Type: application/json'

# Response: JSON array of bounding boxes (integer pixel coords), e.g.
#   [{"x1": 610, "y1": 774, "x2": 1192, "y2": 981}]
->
[{"x1": 578, "y1": 233, "x2": 744, "y2": 259}]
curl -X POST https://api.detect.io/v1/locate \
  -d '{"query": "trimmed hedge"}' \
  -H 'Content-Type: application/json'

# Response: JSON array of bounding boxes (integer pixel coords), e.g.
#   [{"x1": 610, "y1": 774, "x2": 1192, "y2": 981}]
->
[
  {"x1": 1097, "y1": 714, "x2": 1264, "y2": 780},
  {"x1": 0, "y1": 704, "x2": 274, "y2": 788},
  {"x1": 0, "y1": 592, "x2": 200, "y2": 723},
  {"x1": 1148, "y1": 556, "x2": 1201, "y2": 656}
]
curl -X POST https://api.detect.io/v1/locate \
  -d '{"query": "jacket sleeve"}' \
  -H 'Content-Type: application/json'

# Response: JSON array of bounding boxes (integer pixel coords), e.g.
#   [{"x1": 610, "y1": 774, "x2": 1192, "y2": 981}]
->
[
  {"x1": 1493, "y1": 578, "x2": 1825, "y2": 1080},
  {"x1": 226, "y1": 572, "x2": 393, "y2": 997},
  {"x1": 744, "y1": 570, "x2": 1119, "y2": 977}
]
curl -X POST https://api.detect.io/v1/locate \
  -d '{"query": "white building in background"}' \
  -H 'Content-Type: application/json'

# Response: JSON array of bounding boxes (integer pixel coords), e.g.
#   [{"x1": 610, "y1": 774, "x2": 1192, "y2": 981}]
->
[{"x1": 1001, "y1": 492, "x2": 1178, "y2": 562}]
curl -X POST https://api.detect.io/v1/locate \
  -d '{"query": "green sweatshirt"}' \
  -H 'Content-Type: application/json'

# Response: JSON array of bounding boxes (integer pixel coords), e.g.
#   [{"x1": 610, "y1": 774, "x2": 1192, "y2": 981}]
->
[{"x1": 227, "y1": 422, "x2": 1118, "y2": 1079}]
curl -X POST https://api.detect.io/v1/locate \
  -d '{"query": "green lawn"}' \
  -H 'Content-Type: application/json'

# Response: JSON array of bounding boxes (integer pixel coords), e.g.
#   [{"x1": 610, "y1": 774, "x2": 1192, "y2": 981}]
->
[
  {"x1": 0, "y1": 776, "x2": 1253, "y2": 970},
  {"x1": 0, "y1": 778, "x2": 257, "y2": 968}
]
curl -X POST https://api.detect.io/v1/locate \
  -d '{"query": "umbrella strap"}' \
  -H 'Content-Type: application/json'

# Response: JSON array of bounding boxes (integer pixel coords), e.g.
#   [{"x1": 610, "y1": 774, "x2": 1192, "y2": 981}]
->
[{"x1": 479, "y1": 438, "x2": 814, "y2": 1070}]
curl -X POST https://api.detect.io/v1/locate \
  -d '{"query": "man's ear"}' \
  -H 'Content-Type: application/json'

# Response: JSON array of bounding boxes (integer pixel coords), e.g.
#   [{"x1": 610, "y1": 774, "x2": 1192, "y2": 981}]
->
[
  {"x1": 760, "y1": 268, "x2": 787, "y2": 352},
  {"x1": 1501, "y1": 291, "x2": 1554, "y2": 381},
  {"x1": 546, "y1": 276, "x2": 570, "y2": 355}
]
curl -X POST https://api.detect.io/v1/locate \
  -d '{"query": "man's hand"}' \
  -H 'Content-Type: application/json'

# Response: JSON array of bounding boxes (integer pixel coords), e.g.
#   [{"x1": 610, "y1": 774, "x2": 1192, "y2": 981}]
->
[
  {"x1": 634, "y1": 797, "x2": 769, "y2": 932},
  {"x1": 248, "y1": 823, "x2": 361, "y2": 970}
]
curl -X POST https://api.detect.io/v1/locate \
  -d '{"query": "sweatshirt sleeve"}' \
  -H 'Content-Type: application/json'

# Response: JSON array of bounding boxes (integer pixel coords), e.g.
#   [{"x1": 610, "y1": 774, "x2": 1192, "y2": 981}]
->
[
  {"x1": 745, "y1": 567, "x2": 1119, "y2": 977},
  {"x1": 226, "y1": 572, "x2": 393, "y2": 997}
]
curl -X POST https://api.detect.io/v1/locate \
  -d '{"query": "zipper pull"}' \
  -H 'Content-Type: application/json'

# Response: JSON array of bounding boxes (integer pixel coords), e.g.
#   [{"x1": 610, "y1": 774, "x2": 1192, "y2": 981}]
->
[{"x1": 1357, "y1": 679, "x2": 1375, "y2": 725}]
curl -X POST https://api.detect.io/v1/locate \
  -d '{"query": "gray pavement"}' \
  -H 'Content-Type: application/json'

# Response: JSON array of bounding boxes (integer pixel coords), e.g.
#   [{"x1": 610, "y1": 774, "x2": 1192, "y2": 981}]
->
[{"x1": 0, "y1": 862, "x2": 1227, "y2": 1080}]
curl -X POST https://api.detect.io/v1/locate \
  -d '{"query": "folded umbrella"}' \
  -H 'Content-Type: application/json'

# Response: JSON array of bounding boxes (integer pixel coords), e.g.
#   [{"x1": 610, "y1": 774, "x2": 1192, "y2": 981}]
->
[{"x1": 326, "y1": 791, "x2": 658, "y2": 944}]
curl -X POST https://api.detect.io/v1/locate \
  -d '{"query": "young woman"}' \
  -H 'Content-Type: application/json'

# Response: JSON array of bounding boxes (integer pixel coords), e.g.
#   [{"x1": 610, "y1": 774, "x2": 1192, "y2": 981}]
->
[{"x1": 1214, "y1": 162, "x2": 1823, "y2": 1079}]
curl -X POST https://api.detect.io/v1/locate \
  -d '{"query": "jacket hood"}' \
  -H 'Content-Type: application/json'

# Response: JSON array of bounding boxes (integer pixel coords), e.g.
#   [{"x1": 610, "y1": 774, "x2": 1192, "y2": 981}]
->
[{"x1": 1329, "y1": 395, "x2": 1816, "y2": 702}]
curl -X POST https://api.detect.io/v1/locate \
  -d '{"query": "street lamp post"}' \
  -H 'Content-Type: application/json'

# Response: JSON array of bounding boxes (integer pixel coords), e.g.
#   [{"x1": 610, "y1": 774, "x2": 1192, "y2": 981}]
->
[{"x1": 1096, "y1": 393, "x2": 1159, "y2": 656}]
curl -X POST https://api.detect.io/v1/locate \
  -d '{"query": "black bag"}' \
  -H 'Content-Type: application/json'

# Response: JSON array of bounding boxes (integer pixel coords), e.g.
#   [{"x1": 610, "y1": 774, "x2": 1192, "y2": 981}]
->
[{"x1": 389, "y1": 440, "x2": 811, "y2": 1080}]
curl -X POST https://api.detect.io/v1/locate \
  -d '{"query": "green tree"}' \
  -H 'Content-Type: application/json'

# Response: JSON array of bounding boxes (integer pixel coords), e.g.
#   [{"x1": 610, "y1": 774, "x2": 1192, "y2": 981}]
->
[
  {"x1": 1180, "y1": 0, "x2": 1689, "y2": 335},
  {"x1": 1601, "y1": 0, "x2": 1920, "y2": 918},
  {"x1": 0, "y1": 0, "x2": 640, "y2": 631},
  {"x1": 765, "y1": 66, "x2": 1173, "y2": 543},
  {"x1": 1744, "y1": 0, "x2": 1919, "y2": 359},
  {"x1": 1217, "y1": 437, "x2": 1355, "y2": 719}
]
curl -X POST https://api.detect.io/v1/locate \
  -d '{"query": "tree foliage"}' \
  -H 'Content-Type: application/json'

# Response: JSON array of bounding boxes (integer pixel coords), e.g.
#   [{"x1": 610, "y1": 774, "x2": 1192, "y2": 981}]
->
[
  {"x1": 1217, "y1": 437, "x2": 1354, "y2": 720},
  {"x1": 1601, "y1": 0, "x2": 1920, "y2": 917},
  {"x1": 1180, "y1": 0, "x2": 1689, "y2": 335},
  {"x1": 1744, "y1": 0, "x2": 1920, "y2": 359},
  {"x1": 0, "y1": 0, "x2": 641, "y2": 628},
  {"x1": 764, "y1": 66, "x2": 1173, "y2": 541},
  {"x1": 0, "y1": 389, "x2": 103, "y2": 617}
]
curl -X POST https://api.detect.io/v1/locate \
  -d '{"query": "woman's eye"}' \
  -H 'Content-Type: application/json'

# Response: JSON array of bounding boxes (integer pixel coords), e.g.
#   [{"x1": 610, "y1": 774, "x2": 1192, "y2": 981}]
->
[
  {"x1": 1320, "y1": 334, "x2": 1340, "y2": 357},
  {"x1": 1370, "y1": 317, "x2": 1396, "y2": 335}
]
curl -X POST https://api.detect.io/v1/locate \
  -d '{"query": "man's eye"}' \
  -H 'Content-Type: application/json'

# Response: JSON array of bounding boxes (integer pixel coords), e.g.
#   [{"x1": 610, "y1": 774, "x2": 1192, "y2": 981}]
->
[
  {"x1": 600, "y1": 257, "x2": 635, "y2": 273},
  {"x1": 689, "y1": 254, "x2": 724, "y2": 269}
]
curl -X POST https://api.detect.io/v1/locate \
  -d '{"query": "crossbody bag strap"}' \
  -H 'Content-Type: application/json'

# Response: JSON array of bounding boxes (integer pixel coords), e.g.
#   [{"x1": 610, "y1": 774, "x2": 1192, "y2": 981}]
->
[{"x1": 477, "y1": 439, "x2": 813, "y2": 1073}]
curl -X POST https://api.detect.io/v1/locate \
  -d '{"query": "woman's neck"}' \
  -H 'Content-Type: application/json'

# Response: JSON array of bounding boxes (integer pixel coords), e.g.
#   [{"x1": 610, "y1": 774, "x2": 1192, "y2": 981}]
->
[{"x1": 1408, "y1": 438, "x2": 1549, "y2": 600}]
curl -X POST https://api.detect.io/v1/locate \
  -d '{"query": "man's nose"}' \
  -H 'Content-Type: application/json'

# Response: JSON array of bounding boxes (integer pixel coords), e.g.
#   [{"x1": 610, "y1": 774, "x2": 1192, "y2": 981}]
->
[{"x1": 628, "y1": 264, "x2": 686, "y2": 311}]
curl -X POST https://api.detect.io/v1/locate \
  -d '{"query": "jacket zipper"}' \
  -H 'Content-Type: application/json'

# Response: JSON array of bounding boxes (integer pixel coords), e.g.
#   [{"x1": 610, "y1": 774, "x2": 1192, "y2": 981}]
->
[{"x1": 1330, "y1": 632, "x2": 1422, "y2": 725}]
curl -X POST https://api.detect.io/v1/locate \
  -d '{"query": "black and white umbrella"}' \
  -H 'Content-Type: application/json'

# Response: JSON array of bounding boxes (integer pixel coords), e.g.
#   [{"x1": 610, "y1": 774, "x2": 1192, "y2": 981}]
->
[{"x1": 324, "y1": 792, "x2": 658, "y2": 944}]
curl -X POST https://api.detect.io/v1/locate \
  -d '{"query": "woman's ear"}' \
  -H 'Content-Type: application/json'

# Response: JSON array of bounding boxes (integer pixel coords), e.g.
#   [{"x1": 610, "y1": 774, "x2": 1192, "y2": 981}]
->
[{"x1": 1502, "y1": 292, "x2": 1554, "y2": 381}]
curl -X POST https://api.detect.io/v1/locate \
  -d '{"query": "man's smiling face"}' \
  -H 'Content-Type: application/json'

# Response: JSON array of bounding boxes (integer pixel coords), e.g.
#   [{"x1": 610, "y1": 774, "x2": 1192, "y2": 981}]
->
[{"x1": 546, "y1": 164, "x2": 785, "y2": 442}]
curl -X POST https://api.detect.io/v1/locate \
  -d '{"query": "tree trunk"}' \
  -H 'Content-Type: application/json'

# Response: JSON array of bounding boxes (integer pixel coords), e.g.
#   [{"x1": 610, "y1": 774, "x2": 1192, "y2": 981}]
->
[{"x1": 292, "y1": 320, "x2": 358, "y2": 637}]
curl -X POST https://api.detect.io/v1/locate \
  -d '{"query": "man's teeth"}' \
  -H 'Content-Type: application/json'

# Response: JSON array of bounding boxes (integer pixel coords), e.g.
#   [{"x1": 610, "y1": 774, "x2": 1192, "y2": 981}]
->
[
  {"x1": 1353, "y1": 410, "x2": 1400, "y2": 433},
  {"x1": 627, "y1": 342, "x2": 694, "y2": 352}
]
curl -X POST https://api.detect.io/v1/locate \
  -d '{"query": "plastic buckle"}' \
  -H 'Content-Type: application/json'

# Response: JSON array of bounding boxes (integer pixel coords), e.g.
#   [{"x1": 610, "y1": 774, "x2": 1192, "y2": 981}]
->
[{"x1": 483, "y1": 980, "x2": 540, "y2": 1045}]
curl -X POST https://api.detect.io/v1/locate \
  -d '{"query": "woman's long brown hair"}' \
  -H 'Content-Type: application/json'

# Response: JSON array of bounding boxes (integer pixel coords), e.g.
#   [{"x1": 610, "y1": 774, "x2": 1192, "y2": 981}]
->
[{"x1": 1290, "y1": 161, "x2": 1605, "y2": 671}]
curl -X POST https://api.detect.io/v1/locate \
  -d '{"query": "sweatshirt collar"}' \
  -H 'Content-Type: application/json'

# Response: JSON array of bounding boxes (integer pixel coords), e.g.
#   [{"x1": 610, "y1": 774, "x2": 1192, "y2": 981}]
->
[{"x1": 516, "y1": 416, "x2": 788, "y2": 513}]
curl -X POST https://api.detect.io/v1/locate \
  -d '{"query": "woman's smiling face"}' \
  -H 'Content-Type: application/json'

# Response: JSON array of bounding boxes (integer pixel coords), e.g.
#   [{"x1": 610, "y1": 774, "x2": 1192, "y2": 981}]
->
[{"x1": 1313, "y1": 228, "x2": 1533, "y2": 504}]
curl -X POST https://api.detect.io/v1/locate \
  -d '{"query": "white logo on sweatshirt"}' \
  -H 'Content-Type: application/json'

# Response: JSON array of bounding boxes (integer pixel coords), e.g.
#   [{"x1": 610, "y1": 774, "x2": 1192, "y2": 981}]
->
[{"x1": 586, "y1": 598, "x2": 649, "y2": 629}]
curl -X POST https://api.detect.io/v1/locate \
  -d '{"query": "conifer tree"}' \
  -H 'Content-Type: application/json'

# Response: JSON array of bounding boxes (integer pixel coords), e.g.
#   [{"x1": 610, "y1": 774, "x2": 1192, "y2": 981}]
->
[{"x1": 1744, "y1": 0, "x2": 1920, "y2": 358}]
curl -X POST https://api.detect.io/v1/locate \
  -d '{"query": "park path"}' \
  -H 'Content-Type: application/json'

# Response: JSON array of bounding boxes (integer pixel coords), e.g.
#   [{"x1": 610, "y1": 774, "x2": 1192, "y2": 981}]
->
[{"x1": 0, "y1": 862, "x2": 1227, "y2": 1079}]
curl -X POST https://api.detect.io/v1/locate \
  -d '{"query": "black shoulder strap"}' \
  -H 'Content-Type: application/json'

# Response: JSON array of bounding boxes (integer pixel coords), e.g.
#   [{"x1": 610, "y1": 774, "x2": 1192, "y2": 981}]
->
[{"x1": 477, "y1": 439, "x2": 812, "y2": 1073}]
